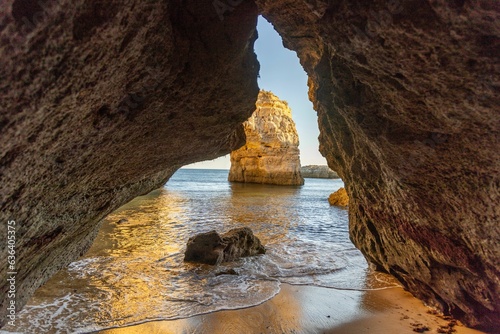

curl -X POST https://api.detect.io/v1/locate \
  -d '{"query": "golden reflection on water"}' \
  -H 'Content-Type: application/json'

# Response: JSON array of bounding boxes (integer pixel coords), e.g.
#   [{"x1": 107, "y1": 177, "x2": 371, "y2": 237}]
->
[
  {"x1": 74, "y1": 185, "x2": 290, "y2": 330},
  {"x1": 9, "y1": 171, "x2": 389, "y2": 333},
  {"x1": 89, "y1": 190, "x2": 192, "y2": 325},
  {"x1": 98, "y1": 283, "x2": 304, "y2": 334},
  {"x1": 99, "y1": 284, "x2": 366, "y2": 334},
  {"x1": 98, "y1": 272, "x2": 403, "y2": 334},
  {"x1": 227, "y1": 182, "x2": 302, "y2": 244}
]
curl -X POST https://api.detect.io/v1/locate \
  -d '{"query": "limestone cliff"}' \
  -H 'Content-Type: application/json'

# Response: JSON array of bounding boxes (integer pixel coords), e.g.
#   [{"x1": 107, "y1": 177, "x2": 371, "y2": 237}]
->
[
  {"x1": 257, "y1": 0, "x2": 499, "y2": 329},
  {"x1": 228, "y1": 90, "x2": 304, "y2": 186},
  {"x1": 301, "y1": 165, "x2": 339, "y2": 179},
  {"x1": 1, "y1": 0, "x2": 499, "y2": 330},
  {"x1": 0, "y1": 0, "x2": 259, "y2": 325}
]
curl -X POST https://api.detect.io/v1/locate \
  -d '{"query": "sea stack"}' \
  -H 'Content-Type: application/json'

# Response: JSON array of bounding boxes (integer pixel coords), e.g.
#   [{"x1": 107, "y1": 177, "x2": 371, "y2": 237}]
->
[{"x1": 229, "y1": 90, "x2": 304, "y2": 186}]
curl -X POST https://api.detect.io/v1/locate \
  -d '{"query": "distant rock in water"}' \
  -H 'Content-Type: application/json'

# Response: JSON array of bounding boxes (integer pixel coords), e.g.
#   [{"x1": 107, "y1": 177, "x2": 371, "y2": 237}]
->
[
  {"x1": 228, "y1": 90, "x2": 304, "y2": 186},
  {"x1": 184, "y1": 227, "x2": 266, "y2": 265},
  {"x1": 328, "y1": 187, "x2": 349, "y2": 207},
  {"x1": 301, "y1": 165, "x2": 339, "y2": 179}
]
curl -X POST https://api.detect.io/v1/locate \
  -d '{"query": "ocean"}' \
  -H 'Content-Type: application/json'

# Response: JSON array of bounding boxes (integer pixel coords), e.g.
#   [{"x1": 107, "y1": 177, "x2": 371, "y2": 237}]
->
[{"x1": 2, "y1": 169, "x2": 398, "y2": 334}]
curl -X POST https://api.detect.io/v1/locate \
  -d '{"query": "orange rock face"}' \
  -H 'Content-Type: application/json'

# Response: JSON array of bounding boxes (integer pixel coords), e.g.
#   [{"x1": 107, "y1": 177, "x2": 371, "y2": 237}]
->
[
  {"x1": 229, "y1": 90, "x2": 304, "y2": 186},
  {"x1": 328, "y1": 188, "x2": 349, "y2": 207}
]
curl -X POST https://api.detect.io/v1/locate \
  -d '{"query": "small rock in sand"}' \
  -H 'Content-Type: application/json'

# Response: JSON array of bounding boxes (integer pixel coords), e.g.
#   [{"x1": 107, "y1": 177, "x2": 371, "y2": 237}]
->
[{"x1": 184, "y1": 227, "x2": 265, "y2": 265}]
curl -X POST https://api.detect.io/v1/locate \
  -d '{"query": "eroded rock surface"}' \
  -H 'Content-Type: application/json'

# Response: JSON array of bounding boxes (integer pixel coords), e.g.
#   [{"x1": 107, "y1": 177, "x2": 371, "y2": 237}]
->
[
  {"x1": 0, "y1": 0, "x2": 259, "y2": 324},
  {"x1": 229, "y1": 90, "x2": 304, "y2": 186},
  {"x1": 257, "y1": 0, "x2": 499, "y2": 329},
  {"x1": 184, "y1": 227, "x2": 266, "y2": 265},
  {"x1": 328, "y1": 187, "x2": 349, "y2": 207},
  {"x1": 1, "y1": 0, "x2": 499, "y2": 330},
  {"x1": 301, "y1": 165, "x2": 339, "y2": 179}
]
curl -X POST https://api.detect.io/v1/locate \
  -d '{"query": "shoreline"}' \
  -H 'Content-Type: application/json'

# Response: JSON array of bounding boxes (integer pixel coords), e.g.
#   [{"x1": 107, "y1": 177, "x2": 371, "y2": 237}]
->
[{"x1": 97, "y1": 283, "x2": 486, "y2": 334}]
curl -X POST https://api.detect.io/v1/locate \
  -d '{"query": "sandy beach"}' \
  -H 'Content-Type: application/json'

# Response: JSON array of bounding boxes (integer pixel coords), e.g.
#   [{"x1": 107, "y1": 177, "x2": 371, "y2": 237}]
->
[{"x1": 97, "y1": 283, "x2": 486, "y2": 334}]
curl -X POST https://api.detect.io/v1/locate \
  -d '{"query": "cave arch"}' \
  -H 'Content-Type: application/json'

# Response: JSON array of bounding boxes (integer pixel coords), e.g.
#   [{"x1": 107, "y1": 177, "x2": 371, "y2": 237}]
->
[{"x1": 0, "y1": 0, "x2": 498, "y2": 330}]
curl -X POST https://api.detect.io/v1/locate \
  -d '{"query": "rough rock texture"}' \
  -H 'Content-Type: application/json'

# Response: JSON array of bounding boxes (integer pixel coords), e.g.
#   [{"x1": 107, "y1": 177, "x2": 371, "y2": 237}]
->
[
  {"x1": 257, "y1": 0, "x2": 499, "y2": 330},
  {"x1": 328, "y1": 187, "x2": 349, "y2": 207},
  {"x1": 229, "y1": 90, "x2": 304, "y2": 186},
  {"x1": 1, "y1": 0, "x2": 499, "y2": 330},
  {"x1": 301, "y1": 165, "x2": 339, "y2": 179},
  {"x1": 184, "y1": 227, "x2": 266, "y2": 265},
  {"x1": 0, "y1": 0, "x2": 259, "y2": 325}
]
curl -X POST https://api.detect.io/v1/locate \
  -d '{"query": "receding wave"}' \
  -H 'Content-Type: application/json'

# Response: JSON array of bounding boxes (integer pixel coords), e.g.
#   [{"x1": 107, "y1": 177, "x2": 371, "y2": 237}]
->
[{"x1": 2, "y1": 170, "x2": 399, "y2": 334}]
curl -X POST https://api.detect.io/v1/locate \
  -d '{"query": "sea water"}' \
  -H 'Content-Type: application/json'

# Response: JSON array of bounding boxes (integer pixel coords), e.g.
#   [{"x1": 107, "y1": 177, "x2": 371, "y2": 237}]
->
[{"x1": 2, "y1": 169, "x2": 398, "y2": 334}]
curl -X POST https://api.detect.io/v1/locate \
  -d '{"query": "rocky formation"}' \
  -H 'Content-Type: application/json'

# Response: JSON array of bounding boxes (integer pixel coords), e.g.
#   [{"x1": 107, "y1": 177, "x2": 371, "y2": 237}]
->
[
  {"x1": 184, "y1": 227, "x2": 266, "y2": 265},
  {"x1": 301, "y1": 165, "x2": 339, "y2": 179},
  {"x1": 1, "y1": 0, "x2": 498, "y2": 330},
  {"x1": 0, "y1": 0, "x2": 259, "y2": 325},
  {"x1": 328, "y1": 188, "x2": 349, "y2": 207},
  {"x1": 257, "y1": 0, "x2": 499, "y2": 329},
  {"x1": 229, "y1": 90, "x2": 304, "y2": 185}
]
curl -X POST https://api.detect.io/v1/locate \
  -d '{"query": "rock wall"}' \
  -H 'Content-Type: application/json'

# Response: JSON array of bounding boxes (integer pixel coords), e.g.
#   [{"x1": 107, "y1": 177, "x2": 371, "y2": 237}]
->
[
  {"x1": 1, "y1": 0, "x2": 499, "y2": 330},
  {"x1": 301, "y1": 165, "x2": 339, "y2": 178},
  {"x1": 228, "y1": 90, "x2": 304, "y2": 186},
  {"x1": 257, "y1": 0, "x2": 499, "y2": 330},
  {"x1": 0, "y1": 0, "x2": 259, "y2": 325}
]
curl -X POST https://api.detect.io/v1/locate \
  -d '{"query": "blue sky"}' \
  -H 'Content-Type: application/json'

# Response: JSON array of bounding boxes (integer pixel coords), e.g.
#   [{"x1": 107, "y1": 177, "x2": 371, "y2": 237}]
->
[{"x1": 186, "y1": 16, "x2": 327, "y2": 169}]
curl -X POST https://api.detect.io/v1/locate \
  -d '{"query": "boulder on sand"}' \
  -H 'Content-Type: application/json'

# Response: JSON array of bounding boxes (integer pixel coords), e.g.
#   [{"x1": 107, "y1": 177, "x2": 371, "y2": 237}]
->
[{"x1": 184, "y1": 227, "x2": 266, "y2": 265}]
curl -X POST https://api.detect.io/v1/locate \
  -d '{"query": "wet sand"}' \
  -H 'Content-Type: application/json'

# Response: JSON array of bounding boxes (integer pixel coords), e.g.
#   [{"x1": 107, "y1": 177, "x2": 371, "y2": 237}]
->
[{"x1": 97, "y1": 283, "x2": 486, "y2": 334}]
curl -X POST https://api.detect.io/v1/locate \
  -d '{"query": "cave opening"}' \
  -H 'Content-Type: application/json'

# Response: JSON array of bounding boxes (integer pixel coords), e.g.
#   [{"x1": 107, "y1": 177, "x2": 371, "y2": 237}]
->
[
  {"x1": 9, "y1": 17, "x2": 362, "y2": 330},
  {"x1": 5, "y1": 11, "x2": 363, "y2": 332},
  {"x1": 186, "y1": 15, "x2": 327, "y2": 170},
  {"x1": 2, "y1": 1, "x2": 497, "y2": 330}
]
